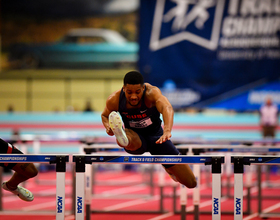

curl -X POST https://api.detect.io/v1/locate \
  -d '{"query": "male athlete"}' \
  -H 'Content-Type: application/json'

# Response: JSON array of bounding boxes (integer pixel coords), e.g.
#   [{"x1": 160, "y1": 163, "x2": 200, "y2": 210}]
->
[
  {"x1": 0, "y1": 138, "x2": 37, "y2": 201},
  {"x1": 101, "y1": 71, "x2": 197, "y2": 188}
]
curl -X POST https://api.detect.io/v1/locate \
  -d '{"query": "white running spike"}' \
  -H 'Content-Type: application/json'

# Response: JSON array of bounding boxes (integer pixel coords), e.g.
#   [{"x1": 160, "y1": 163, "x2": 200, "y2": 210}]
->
[{"x1": 109, "y1": 111, "x2": 129, "y2": 146}]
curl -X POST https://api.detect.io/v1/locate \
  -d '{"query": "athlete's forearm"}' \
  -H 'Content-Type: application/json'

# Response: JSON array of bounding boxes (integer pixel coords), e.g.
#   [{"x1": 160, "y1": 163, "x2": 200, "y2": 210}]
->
[
  {"x1": 101, "y1": 114, "x2": 110, "y2": 129},
  {"x1": 161, "y1": 105, "x2": 174, "y2": 133},
  {"x1": 101, "y1": 114, "x2": 115, "y2": 136}
]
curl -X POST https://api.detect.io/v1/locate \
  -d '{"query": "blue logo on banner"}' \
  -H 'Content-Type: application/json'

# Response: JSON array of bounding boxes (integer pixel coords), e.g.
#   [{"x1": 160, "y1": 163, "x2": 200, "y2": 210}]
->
[
  {"x1": 124, "y1": 157, "x2": 129, "y2": 162},
  {"x1": 236, "y1": 198, "x2": 241, "y2": 215},
  {"x1": 77, "y1": 196, "x2": 83, "y2": 213},
  {"x1": 57, "y1": 196, "x2": 63, "y2": 213},
  {"x1": 213, "y1": 197, "x2": 219, "y2": 214}
]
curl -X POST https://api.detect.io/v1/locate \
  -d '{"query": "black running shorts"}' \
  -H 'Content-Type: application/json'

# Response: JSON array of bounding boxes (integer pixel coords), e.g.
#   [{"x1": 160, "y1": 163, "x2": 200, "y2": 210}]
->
[
  {"x1": 124, "y1": 127, "x2": 180, "y2": 168},
  {"x1": 0, "y1": 138, "x2": 23, "y2": 169}
]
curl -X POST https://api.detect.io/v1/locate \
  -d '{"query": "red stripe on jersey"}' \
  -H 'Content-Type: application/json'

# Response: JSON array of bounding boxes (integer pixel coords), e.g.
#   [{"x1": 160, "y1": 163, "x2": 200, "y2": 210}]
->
[{"x1": 4, "y1": 143, "x2": 13, "y2": 167}]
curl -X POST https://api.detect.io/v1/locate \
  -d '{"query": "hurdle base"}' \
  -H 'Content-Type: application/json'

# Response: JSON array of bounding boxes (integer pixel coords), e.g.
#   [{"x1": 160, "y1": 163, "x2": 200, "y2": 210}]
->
[
  {"x1": 180, "y1": 205, "x2": 186, "y2": 220},
  {"x1": 194, "y1": 205, "x2": 199, "y2": 220},
  {"x1": 86, "y1": 205, "x2": 91, "y2": 220}
]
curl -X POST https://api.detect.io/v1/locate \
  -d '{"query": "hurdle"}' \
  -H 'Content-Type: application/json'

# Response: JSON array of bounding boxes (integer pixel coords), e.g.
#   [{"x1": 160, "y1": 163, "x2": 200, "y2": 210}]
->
[
  {"x1": 231, "y1": 155, "x2": 280, "y2": 220},
  {"x1": 0, "y1": 154, "x2": 69, "y2": 220},
  {"x1": 73, "y1": 154, "x2": 224, "y2": 220},
  {"x1": 83, "y1": 143, "x2": 156, "y2": 197},
  {"x1": 177, "y1": 144, "x2": 280, "y2": 216}
]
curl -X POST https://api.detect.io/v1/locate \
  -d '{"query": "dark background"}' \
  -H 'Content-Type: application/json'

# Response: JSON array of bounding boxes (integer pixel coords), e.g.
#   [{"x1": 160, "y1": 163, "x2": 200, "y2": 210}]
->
[{"x1": 1, "y1": 0, "x2": 139, "y2": 51}]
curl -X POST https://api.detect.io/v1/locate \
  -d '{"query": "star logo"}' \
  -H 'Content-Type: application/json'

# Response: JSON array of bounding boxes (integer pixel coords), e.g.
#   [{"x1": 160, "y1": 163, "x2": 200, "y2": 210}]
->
[{"x1": 149, "y1": 0, "x2": 225, "y2": 51}]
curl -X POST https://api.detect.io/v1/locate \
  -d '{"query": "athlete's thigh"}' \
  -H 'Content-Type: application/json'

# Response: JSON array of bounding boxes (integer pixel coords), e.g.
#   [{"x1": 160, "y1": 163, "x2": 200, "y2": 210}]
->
[
  {"x1": 148, "y1": 138, "x2": 180, "y2": 169},
  {"x1": 124, "y1": 129, "x2": 148, "y2": 154},
  {"x1": 165, "y1": 164, "x2": 197, "y2": 188},
  {"x1": 149, "y1": 138, "x2": 180, "y2": 156},
  {"x1": 12, "y1": 163, "x2": 37, "y2": 176}
]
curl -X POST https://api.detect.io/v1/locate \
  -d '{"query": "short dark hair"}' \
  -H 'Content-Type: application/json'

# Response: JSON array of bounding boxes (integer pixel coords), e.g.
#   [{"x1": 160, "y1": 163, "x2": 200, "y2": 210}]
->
[{"x1": 124, "y1": 71, "x2": 144, "y2": 85}]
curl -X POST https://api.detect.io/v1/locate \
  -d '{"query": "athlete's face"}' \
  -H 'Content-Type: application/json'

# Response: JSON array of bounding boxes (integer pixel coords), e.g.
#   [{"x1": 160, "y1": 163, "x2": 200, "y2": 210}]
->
[{"x1": 123, "y1": 84, "x2": 145, "y2": 107}]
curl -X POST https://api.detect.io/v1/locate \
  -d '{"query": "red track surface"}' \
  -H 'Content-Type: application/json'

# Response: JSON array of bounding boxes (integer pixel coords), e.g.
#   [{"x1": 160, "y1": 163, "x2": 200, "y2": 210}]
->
[{"x1": 1, "y1": 166, "x2": 280, "y2": 220}]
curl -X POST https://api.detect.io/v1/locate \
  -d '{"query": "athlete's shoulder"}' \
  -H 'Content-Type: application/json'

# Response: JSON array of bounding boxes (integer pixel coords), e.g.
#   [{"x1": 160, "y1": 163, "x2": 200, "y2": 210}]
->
[
  {"x1": 106, "y1": 89, "x2": 122, "y2": 109},
  {"x1": 144, "y1": 83, "x2": 163, "y2": 105},
  {"x1": 145, "y1": 83, "x2": 161, "y2": 95}
]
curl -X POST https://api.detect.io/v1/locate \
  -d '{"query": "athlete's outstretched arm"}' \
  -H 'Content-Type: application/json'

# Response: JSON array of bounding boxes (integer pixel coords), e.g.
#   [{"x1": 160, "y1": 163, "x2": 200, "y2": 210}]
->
[
  {"x1": 101, "y1": 91, "x2": 120, "y2": 136},
  {"x1": 152, "y1": 87, "x2": 174, "y2": 144},
  {"x1": 101, "y1": 107, "x2": 114, "y2": 136}
]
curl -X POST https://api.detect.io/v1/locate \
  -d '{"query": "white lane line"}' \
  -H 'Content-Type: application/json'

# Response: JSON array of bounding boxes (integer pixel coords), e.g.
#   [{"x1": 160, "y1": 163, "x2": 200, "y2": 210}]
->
[
  {"x1": 262, "y1": 202, "x2": 280, "y2": 213},
  {"x1": 103, "y1": 195, "x2": 160, "y2": 211},
  {"x1": 148, "y1": 212, "x2": 174, "y2": 220},
  {"x1": 22, "y1": 198, "x2": 72, "y2": 211},
  {"x1": 243, "y1": 213, "x2": 259, "y2": 220},
  {"x1": 244, "y1": 202, "x2": 280, "y2": 220},
  {"x1": 96, "y1": 184, "x2": 148, "y2": 198},
  {"x1": 64, "y1": 215, "x2": 75, "y2": 220}
]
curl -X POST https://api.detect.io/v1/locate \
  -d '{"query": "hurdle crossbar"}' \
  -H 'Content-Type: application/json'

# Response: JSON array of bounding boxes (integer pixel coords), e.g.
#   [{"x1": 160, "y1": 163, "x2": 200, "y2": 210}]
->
[
  {"x1": 0, "y1": 154, "x2": 69, "y2": 220},
  {"x1": 176, "y1": 144, "x2": 280, "y2": 154},
  {"x1": 172, "y1": 138, "x2": 280, "y2": 146},
  {"x1": 74, "y1": 154, "x2": 224, "y2": 164},
  {"x1": 231, "y1": 155, "x2": 280, "y2": 220},
  {"x1": 73, "y1": 154, "x2": 225, "y2": 220}
]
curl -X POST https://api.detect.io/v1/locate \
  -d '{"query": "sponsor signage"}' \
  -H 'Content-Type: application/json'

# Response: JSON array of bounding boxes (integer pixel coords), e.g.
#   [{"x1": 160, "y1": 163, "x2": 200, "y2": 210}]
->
[
  {"x1": 139, "y1": 0, "x2": 280, "y2": 109},
  {"x1": 209, "y1": 81, "x2": 280, "y2": 110}
]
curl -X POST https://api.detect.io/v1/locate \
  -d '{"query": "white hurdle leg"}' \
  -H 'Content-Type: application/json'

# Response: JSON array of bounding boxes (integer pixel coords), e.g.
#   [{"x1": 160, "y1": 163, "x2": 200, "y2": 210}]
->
[
  {"x1": 212, "y1": 173, "x2": 221, "y2": 220},
  {"x1": 193, "y1": 164, "x2": 200, "y2": 220},
  {"x1": 33, "y1": 140, "x2": 41, "y2": 184},
  {"x1": 75, "y1": 157, "x2": 86, "y2": 220},
  {"x1": 187, "y1": 147, "x2": 200, "y2": 219},
  {"x1": 211, "y1": 157, "x2": 223, "y2": 220},
  {"x1": 225, "y1": 153, "x2": 232, "y2": 197},
  {"x1": 233, "y1": 157, "x2": 244, "y2": 220},
  {"x1": 56, "y1": 172, "x2": 66, "y2": 220},
  {"x1": 85, "y1": 164, "x2": 92, "y2": 220},
  {"x1": 234, "y1": 173, "x2": 243, "y2": 220},
  {"x1": 158, "y1": 166, "x2": 166, "y2": 212},
  {"x1": 180, "y1": 184, "x2": 187, "y2": 218},
  {"x1": 76, "y1": 172, "x2": 85, "y2": 220},
  {"x1": 54, "y1": 156, "x2": 67, "y2": 220}
]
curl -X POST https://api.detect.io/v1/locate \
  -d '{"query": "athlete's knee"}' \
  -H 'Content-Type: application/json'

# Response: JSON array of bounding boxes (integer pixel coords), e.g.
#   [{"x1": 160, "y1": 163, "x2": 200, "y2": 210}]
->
[
  {"x1": 175, "y1": 174, "x2": 197, "y2": 188},
  {"x1": 185, "y1": 177, "x2": 197, "y2": 188},
  {"x1": 125, "y1": 140, "x2": 142, "y2": 152},
  {"x1": 165, "y1": 165, "x2": 197, "y2": 188}
]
